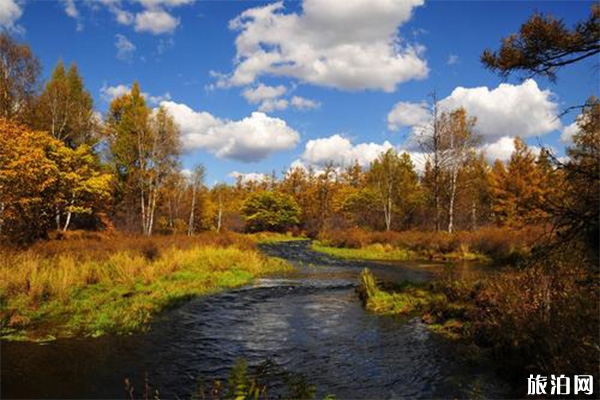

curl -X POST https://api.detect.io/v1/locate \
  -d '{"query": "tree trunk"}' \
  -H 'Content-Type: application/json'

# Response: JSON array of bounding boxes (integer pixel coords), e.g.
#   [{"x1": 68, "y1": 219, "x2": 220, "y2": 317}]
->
[
  {"x1": 448, "y1": 168, "x2": 457, "y2": 233},
  {"x1": 188, "y1": 187, "x2": 196, "y2": 236},
  {"x1": 56, "y1": 208, "x2": 61, "y2": 231},
  {"x1": 384, "y1": 195, "x2": 392, "y2": 231},
  {"x1": 471, "y1": 200, "x2": 477, "y2": 230},
  {"x1": 216, "y1": 192, "x2": 223, "y2": 233},
  {"x1": 63, "y1": 211, "x2": 72, "y2": 232}
]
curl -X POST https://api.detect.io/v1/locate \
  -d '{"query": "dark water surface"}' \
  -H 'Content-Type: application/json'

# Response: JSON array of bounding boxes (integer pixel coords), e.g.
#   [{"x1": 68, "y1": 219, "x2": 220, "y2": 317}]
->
[{"x1": 1, "y1": 241, "x2": 509, "y2": 399}]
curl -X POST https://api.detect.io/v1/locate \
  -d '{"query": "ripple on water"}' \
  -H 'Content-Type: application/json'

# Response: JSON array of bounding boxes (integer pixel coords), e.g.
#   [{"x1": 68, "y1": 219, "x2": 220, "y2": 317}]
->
[{"x1": 1, "y1": 241, "x2": 509, "y2": 399}]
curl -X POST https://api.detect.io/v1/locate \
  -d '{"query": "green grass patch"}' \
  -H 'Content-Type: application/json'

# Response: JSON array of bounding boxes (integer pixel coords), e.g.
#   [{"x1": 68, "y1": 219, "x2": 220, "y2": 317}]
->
[
  {"x1": 1, "y1": 246, "x2": 292, "y2": 341},
  {"x1": 312, "y1": 242, "x2": 415, "y2": 261},
  {"x1": 249, "y1": 232, "x2": 307, "y2": 244},
  {"x1": 313, "y1": 241, "x2": 489, "y2": 263},
  {"x1": 357, "y1": 269, "x2": 471, "y2": 341},
  {"x1": 357, "y1": 269, "x2": 444, "y2": 315}
]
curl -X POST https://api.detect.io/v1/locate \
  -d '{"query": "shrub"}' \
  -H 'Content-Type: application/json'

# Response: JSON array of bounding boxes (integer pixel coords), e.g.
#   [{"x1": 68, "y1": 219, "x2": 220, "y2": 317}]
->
[{"x1": 241, "y1": 191, "x2": 301, "y2": 233}]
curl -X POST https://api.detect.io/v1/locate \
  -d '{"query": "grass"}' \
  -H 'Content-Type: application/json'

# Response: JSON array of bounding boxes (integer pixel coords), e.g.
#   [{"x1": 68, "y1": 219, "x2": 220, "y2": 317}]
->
[
  {"x1": 357, "y1": 251, "x2": 599, "y2": 388},
  {"x1": 316, "y1": 226, "x2": 545, "y2": 263},
  {"x1": 357, "y1": 268, "x2": 444, "y2": 315},
  {"x1": 312, "y1": 241, "x2": 488, "y2": 262},
  {"x1": 0, "y1": 234, "x2": 292, "y2": 341},
  {"x1": 312, "y1": 242, "x2": 415, "y2": 261},
  {"x1": 249, "y1": 231, "x2": 308, "y2": 244}
]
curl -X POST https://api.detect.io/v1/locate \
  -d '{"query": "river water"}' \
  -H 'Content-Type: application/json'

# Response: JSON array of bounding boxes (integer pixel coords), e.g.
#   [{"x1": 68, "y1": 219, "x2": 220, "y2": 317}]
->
[{"x1": 1, "y1": 241, "x2": 509, "y2": 399}]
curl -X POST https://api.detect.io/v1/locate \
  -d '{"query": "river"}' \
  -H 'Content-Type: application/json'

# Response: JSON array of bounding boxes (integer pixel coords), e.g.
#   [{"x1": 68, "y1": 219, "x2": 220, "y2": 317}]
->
[{"x1": 1, "y1": 241, "x2": 510, "y2": 399}]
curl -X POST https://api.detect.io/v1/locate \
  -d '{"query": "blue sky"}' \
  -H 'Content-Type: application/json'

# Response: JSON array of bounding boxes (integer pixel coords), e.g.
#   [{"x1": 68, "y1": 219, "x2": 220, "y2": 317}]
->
[{"x1": 3, "y1": 0, "x2": 597, "y2": 184}]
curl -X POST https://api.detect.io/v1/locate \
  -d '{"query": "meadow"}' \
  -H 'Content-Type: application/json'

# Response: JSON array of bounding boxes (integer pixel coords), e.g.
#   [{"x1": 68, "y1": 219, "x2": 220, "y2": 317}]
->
[{"x1": 0, "y1": 232, "x2": 291, "y2": 341}]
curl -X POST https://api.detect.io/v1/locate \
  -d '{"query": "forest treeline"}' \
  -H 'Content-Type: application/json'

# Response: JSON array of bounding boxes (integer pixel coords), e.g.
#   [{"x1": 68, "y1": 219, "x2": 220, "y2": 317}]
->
[{"x1": 0, "y1": 22, "x2": 598, "y2": 258}]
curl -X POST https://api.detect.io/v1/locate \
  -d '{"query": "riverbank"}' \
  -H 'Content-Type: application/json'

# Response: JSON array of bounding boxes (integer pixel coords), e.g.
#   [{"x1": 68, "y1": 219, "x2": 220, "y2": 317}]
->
[
  {"x1": 356, "y1": 250, "x2": 599, "y2": 389},
  {"x1": 313, "y1": 227, "x2": 544, "y2": 263},
  {"x1": 0, "y1": 233, "x2": 292, "y2": 341},
  {"x1": 3, "y1": 240, "x2": 507, "y2": 399}
]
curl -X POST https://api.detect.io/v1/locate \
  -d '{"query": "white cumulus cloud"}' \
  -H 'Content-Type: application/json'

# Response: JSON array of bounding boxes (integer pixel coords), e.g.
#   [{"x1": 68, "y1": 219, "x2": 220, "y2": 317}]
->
[
  {"x1": 387, "y1": 80, "x2": 561, "y2": 143},
  {"x1": 440, "y1": 79, "x2": 560, "y2": 141},
  {"x1": 561, "y1": 121, "x2": 579, "y2": 143},
  {"x1": 228, "y1": 171, "x2": 269, "y2": 184},
  {"x1": 0, "y1": 0, "x2": 23, "y2": 32},
  {"x1": 135, "y1": 9, "x2": 179, "y2": 34},
  {"x1": 480, "y1": 136, "x2": 542, "y2": 162},
  {"x1": 242, "y1": 84, "x2": 287, "y2": 103},
  {"x1": 217, "y1": 0, "x2": 428, "y2": 92},
  {"x1": 291, "y1": 96, "x2": 320, "y2": 110},
  {"x1": 161, "y1": 101, "x2": 300, "y2": 162},
  {"x1": 100, "y1": 83, "x2": 171, "y2": 105},
  {"x1": 241, "y1": 84, "x2": 320, "y2": 112},
  {"x1": 387, "y1": 101, "x2": 430, "y2": 131},
  {"x1": 259, "y1": 98, "x2": 289, "y2": 112},
  {"x1": 301, "y1": 134, "x2": 394, "y2": 167}
]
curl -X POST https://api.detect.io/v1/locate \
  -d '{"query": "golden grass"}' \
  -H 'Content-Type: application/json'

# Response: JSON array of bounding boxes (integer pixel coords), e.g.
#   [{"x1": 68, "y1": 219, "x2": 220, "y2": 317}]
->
[{"x1": 0, "y1": 233, "x2": 291, "y2": 340}]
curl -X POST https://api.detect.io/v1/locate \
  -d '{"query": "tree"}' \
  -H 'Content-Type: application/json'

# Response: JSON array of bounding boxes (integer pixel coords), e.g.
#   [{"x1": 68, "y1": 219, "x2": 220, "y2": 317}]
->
[
  {"x1": 0, "y1": 33, "x2": 41, "y2": 123},
  {"x1": 367, "y1": 149, "x2": 420, "y2": 231},
  {"x1": 0, "y1": 119, "x2": 111, "y2": 242},
  {"x1": 209, "y1": 183, "x2": 245, "y2": 232},
  {"x1": 417, "y1": 92, "x2": 452, "y2": 231},
  {"x1": 445, "y1": 108, "x2": 478, "y2": 233},
  {"x1": 187, "y1": 164, "x2": 206, "y2": 236},
  {"x1": 490, "y1": 137, "x2": 546, "y2": 226},
  {"x1": 340, "y1": 188, "x2": 381, "y2": 230},
  {"x1": 481, "y1": 5, "x2": 600, "y2": 81},
  {"x1": 107, "y1": 82, "x2": 180, "y2": 235},
  {"x1": 35, "y1": 60, "x2": 97, "y2": 147},
  {"x1": 241, "y1": 191, "x2": 300, "y2": 232},
  {"x1": 159, "y1": 171, "x2": 187, "y2": 233},
  {"x1": 0, "y1": 119, "x2": 59, "y2": 241},
  {"x1": 550, "y1": 97, "x2": 599, "y2": 258},
  {"x1": 460, "y1": 154, "x2": 492, "y2": 230},
  {"x1": 54, "y1": 144, "x2": 112, "y2": 232}
]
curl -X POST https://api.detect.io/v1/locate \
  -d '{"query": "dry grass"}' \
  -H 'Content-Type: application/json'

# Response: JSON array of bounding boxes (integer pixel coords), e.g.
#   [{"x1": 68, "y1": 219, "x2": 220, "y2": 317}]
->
[
  {"x1": 0, "y1": 232, "x2": 290, "y2": 340},
  {"x1": 317, "y1": 226, "x2": 547, "y2": 262}
]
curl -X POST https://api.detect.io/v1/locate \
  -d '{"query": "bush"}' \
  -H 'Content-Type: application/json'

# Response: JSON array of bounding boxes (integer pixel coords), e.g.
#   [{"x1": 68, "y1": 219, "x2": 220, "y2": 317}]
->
[{"x1": 241, "y1": 191, "x2": 301, "y2": 233}]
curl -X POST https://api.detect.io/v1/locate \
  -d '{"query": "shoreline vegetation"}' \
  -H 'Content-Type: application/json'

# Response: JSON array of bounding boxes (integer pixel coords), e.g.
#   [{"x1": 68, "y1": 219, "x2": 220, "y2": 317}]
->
[
  {"x1": 341, "y1": 228, "x2": 599, "y2": 387},
  {"x1": 0, "y1": 232, "x2": 292, "y2": 342},
  {"x1": 311, "y1": 226, "x2": 544, "y2": 264}
]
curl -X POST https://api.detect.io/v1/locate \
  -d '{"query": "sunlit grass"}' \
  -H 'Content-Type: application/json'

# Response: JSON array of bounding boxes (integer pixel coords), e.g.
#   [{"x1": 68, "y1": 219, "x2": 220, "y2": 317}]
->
[
  {"x1": 0, "y1": 240, "x2": 291, "y2": 341},
  {"x1": 249, "y1": 231, "x2": 307, "y2": 244},
  {"x1": 312, "y1": 242, "x2": 415, "y2": 261},
  {"x1": 357, "y1": 268, "x2": 444, "y2": 315}
]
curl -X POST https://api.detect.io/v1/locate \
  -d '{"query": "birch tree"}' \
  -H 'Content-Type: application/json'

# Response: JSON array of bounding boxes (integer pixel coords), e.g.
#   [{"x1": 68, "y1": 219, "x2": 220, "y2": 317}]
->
[
  {"x1": 367, "y1": 149, "x2": 420, "y2": 231},
  {"x1": 35, "y1": 61, "x2": 97, "y2": 148},
  {"x1": 0, "y1": 33, "x2": 40, "y2": 123},
  {"x1": 107, "y1": 82, "x2": 180, "y2": 235},
  {"x1": 416, "y1": 93, "x2": 452, "y2": 231},
  {"x1": 445, "y1": 108, "x2": 478, "y2": 233},
  {"x1": 187, "y1": 164, "x2": 205, "y2": 236}
]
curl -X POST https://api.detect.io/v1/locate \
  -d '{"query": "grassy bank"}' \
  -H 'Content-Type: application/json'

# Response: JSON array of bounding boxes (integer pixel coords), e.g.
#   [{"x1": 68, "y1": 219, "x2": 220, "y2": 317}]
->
[
  {"x1": 312, "y1": 242, "x2": 415, "y2": 261},
  {"x1": 249, "y1": 231, "x2": 307, "y2": 244},
  {"x1": 315, "y1": 226, "x2": 545, "y2": 263},
  {"x1": 0, "y1": 233, "x2": 291, "y2": 341},
  {"x1": 357, "y1": 249, "x2": 599, "y2": 385}
]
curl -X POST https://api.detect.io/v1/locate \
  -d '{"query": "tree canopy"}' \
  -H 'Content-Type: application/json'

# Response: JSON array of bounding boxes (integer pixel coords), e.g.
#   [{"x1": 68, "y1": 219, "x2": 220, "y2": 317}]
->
[
  {"x1": 241, "y1": 191, "x2": 300, "y2": 233},
  {"x1": 481, "y1": 4, "x2": 600, "y2": 81}
]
